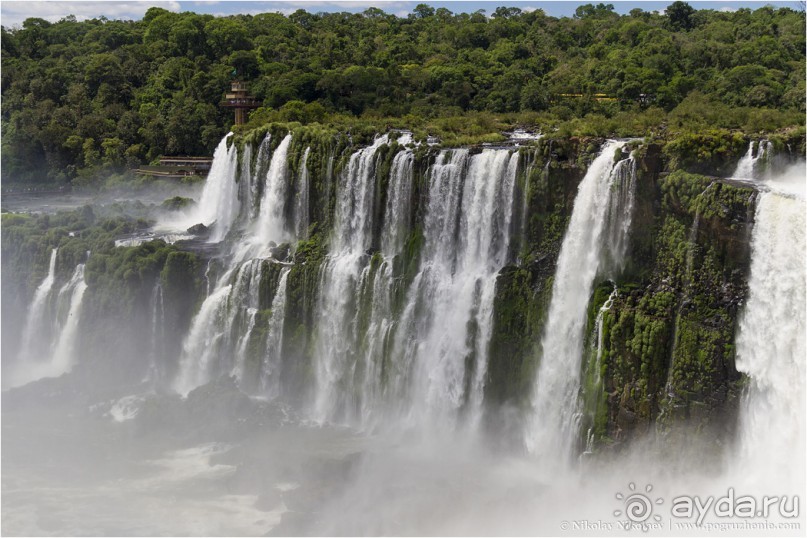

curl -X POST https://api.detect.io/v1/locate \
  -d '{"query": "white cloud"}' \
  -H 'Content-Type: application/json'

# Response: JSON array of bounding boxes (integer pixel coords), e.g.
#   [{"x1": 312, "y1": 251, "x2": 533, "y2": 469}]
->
[
  {"x1": 719, "y1": 6, "x2": 738, "y2": 12},
  {"x1": 1, "y1": 1, "x2": 180, "y2": 28}
]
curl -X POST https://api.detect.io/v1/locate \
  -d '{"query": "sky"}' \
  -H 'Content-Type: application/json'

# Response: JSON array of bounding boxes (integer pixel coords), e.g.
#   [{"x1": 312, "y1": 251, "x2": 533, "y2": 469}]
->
[{"x1": 0, "y1": 0, "x2": 800, "y2": 28}]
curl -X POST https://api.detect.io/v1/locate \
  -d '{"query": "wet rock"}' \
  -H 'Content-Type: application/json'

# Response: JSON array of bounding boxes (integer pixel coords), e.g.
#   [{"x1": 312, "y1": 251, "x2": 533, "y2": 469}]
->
[
  {"x1": 270, "y1": 243, "x2": 291, "y2": 262},
  {"x1": 187, "y1": 222, "x2": 210, "y2": 237}
]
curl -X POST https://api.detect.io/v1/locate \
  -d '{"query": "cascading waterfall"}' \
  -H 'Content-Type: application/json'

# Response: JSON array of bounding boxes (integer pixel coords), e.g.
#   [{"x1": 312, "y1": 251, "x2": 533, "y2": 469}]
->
[
  {"x1": 16, "y1": 248, "x2": 59, "y2": 369},
  {"x1": 518, "y1": 157, "x2": 541, "y2": 260},
  {"x1": 227, "y1": 259, "x2": 265, "y2": 382},
  {"x1": 526, "y1": 141, "x2": 632, "y2": 463},
  {"x1": 733, "y1": 140, "x2": 772, "y2": 180},
  {"x1": 11, "y1": 256, "x2": 88, "y2": 389},
  {"x1": 583, "y1": 284, "x2": 618, "y2": 455},
  {"x1": 381, "y1": 148, "x2": 414, "y2": 257},
  {"x1": 238, "y1": 142, "x2": 254, "y2": 225},
  {"x1": 248, "y1": 134, "x2": 273, "y2": 221},
  {"x1": 310, "y1": 141, "x2": 521, "y2": 427},
  {"x1": 353, "y1": 144, "x2": 415, "y2": 423},
  {"x1": 601, "y1": 156, "x2": 637, "y2": 273},
  {"x1": 174, "y1": 131, "x2": 299, "y2": 396},
  {"x1": 175, "y1": 257, "x2": 267, "y2": 395},
  {"x1": 312, "y1": 135, "x2": 391, "y2": 422},
  {"x1": 186, "y1": 133, "x2": 240, "y2": 242},
  {"x1": 145, "y1": 281, "x2": 165, "y2": 385},
  {"x1": 256, "y1": 133, "x2": 293, "y2": 246},
  {"x1": 393, "y1": 149, "x2": 520, "y2": 426},
  {"x1": 49, "y1": 263, "x2": 89, "y2": 377},
  {"x1": 295, "y1": 147, "x2": 311, "y2": 240},
  {"x1": 174, "y1": 283, "x2": 233, "y2": 395},
  {"x1": 261, "y1": 268, "x2": 291, "y2": 398},
  {"x1": 734, "y1": 168, "x2": 806, "y2": 491}
]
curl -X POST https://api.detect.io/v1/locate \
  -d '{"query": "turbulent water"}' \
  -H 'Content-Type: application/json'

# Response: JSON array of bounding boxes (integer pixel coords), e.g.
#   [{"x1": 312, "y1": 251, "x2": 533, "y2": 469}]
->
[
  {"x1": 4, "y1": 132, "x2": 805, "y2": 536},
  {"x1": 734, "y1": 165, "x2": 806, "y2": 492}
]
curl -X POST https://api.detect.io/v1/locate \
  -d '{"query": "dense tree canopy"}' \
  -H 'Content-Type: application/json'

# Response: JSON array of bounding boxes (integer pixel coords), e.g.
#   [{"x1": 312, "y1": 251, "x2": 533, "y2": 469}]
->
[{"x1": 1, "y1": 3, "x2": 804, "y2": 183}]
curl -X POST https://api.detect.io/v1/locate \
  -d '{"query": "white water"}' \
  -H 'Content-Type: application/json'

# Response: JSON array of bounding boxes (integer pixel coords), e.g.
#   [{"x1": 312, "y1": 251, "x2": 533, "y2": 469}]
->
[
  {"x1": 310, "y1": 142, "x2": 521, "y2": 427},
  {"x1": 733, "y1": 140, "x2": 772, "y2": 180},
  {"x1": 176, "y1": 256, "x2": 271, "y2": 395},
  {"x1": 295, "y1": 147, "x2": 311, "y2": 240},
  {"x1": 527, "y1": 141, "x2": 630, "y2": 464},
  {"x1": 386, "y1": 149, "x2": 520, "y2": 427},
  {"x1": 261, "y1": 268, "x2": 291, "y2": 397},
  {"x1": 734, "y1": 165, "x2": 806, "y2": 492},
  {"x1": 9, "y1": 258, "x2": 87, "y2": 387},
  {"x1": 381, "y1": 147, "x2": 414, "y2": 256},
  {"x1": 174, "y1": 284, "x2": 233, "y2": 395},
  {"x1": 15, "y1": 247, "x2": 59, "y2": 375},
  {"x1": 256, "y1": 133, "x2": 293, "y2": 246},
  {"x1": 189, "y1": 134, "x2": 239, "y2": 241},
  {"x1": 312, "y1": 135, "x2": 390, "y2": 422},
  {"x1": 173, "y1": 130, "x2": 303, "y2": 396},
  {"x1": 13, "y1": 263, "x2": 88, "y2": 387},
  {"x1": 145, "y1": 281, "x2": 165, "y2": 385},
  {"x1": 602, "y1": 156, "x2": 637, "y2": 273}
]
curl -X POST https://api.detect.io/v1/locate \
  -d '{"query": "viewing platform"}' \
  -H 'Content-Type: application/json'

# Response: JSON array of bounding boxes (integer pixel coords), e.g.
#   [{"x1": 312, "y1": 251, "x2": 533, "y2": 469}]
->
[
  {"x1": 134, "y1": 156, "x2": 213, "y2": 179},
  {"x1": 220, "y1": 80, "x2": 262, "y2": 125}
]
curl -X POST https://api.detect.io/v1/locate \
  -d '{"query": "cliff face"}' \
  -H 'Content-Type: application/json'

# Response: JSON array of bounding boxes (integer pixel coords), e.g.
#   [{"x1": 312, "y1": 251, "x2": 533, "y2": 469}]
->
[
  {"x1": 1, "y1": 128, "x2": 775, "y2": 452},
  {"x1": 484, "y1": 140, "x2": 757, "y2": 450}
]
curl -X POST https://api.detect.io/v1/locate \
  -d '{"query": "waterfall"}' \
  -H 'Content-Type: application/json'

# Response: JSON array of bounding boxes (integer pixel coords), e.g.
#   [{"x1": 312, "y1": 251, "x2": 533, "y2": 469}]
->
[
  {"x1": 49, "y1": 263, "x2": 89, "y2": 377},
  {"x1": 733, "y1": 140, "x2": 772, "y2": 180},
  {"x1": 295, "y1": 147, "x2": 311, "y2": 240},
  {"x1": 227, "y1": 259, "x2": 264, "y2": 381},
  {"x1": 175, "y1": 257, "x2": 266, "y2": 395},
  {"x1": 256, "y1": 133, "x2": 293, "y2": 246},
  {"x1": 145, "y1": 281, "x2": 165, "y2": 385},
  {"x1": 261, "y1": 268, "x2": 291, "y2": 398},
  {"x1": 601, "y1": 156, "x2": 637, "y2": 273},
  {"x1": 518, "y1": 157, "x2": 541, "y2": 260},
  {"x1": 10, "y1": 257, "x2": 88, "y2": 388},
  {"x1": 312, "y1": 135, "x2": 390, "y2": 422},
  {"x1": 238, "y1": 142, "x2": 254, "y2": 224},
  {"x1": 17, "y1": 247, "x2": 59, "y2": 369},
  {"x1": 309, "y1": 142, "x2": 520, "y2": 426},
  {"x1": 582, "y1": 284, "x2": 618, "y2": 455},
  {"x1": 735, "y1": 168, "x2": 806, "y2": 491},
  {"x1": 192, "y1": 133, "x2": 240, "y2": 242},
  {"x1": 173, "y1": 131, "x2": 298, "y2": 396},
  {"x1": 527, "y1": 141, "x2": 630, "y2": 463},
  {"x1": 250, "y1": 134, "x2": 272, "y2": 220},
  {"x1": 173, "y1": 283, "x2": 233, "y2": 395},
  {"x1": 395, "y1": 149, "x2": 519, "y2": 425},
  {"x1": 381, "y1": 148, "x2": 414, "y2": 256}
]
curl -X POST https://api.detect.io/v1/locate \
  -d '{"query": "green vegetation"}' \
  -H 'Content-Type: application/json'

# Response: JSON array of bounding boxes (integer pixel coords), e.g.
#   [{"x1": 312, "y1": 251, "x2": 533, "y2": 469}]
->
[
  {"x1": 1, "y1": 208, "x2": 203, "y2": 375},
  {"x1": 2, "y1": 3, "x2": 803, "y2": 183}
]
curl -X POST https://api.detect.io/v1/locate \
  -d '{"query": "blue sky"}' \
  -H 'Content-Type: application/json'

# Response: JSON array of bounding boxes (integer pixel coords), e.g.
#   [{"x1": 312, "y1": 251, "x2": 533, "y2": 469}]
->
[{"x1": 1, "y1": 1, "x2": 799, "y2": 28}]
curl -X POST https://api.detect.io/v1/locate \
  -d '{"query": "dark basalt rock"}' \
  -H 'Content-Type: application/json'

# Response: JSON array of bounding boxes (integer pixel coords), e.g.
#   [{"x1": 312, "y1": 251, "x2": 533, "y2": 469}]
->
[{"x1": 187, "y1": 222, "x2": 210, "y2": 236}]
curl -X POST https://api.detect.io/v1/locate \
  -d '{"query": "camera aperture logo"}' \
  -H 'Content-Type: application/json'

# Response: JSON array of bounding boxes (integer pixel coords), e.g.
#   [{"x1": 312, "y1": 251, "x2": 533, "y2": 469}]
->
[{"x1": 613, "y1": 482, "x2": 664, "y2": 530}]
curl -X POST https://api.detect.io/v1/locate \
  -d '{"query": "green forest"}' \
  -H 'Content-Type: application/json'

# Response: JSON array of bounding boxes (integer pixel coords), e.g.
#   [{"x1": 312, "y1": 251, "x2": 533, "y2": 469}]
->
[{"x1": 1, "y1": 2, "x2": 804, "y2": 184}]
